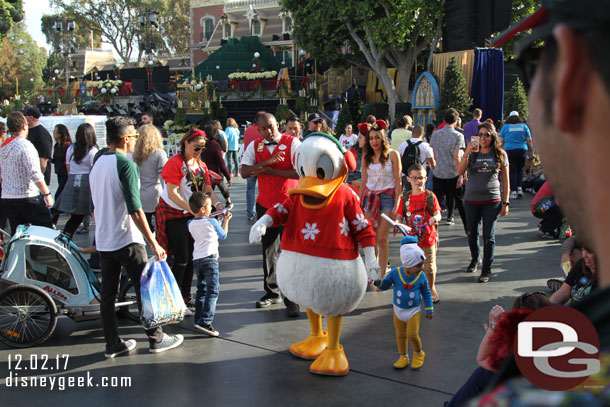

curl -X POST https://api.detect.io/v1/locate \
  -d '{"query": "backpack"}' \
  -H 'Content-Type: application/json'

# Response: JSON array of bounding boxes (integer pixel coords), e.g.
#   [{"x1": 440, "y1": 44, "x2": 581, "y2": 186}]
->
[
  {"x1": 401, "y1": 139, "x2": 423, "y2": 175},
  {"x1": 402, "y1": 190, "x2": 435, "y2": 218}
]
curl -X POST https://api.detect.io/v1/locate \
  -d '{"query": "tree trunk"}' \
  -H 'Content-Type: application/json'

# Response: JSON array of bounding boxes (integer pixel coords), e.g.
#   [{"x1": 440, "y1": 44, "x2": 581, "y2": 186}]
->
[{"x1": 374, "y1": 63, "x2": 400, "y2": 124}]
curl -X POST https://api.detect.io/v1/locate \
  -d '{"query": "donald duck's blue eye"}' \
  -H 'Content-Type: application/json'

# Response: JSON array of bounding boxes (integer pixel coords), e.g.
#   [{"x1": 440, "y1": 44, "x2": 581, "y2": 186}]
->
[{"x1": 316, "y1": 154, "x2": 334, "y2": 180}]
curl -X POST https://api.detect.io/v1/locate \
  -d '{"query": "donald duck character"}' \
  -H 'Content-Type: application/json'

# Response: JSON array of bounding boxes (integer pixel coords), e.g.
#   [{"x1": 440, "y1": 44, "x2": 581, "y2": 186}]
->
[{"x1": 249, "y1": 132, "x2": 381, "y2": 376}]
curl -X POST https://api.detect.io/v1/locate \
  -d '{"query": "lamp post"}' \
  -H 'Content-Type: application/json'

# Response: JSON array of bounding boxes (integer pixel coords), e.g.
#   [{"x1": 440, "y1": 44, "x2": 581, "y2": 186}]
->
[
  {"x1": 54, "y1": 18, "x2": 75, "y2": 90},
  {"x1": 140, "y1": 9, "x2": 158, "y2": 91}
]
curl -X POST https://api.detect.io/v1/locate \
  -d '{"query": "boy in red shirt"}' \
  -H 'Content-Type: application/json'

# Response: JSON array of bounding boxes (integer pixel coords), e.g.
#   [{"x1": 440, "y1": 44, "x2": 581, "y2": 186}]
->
[{"x1": 396, "y1": 163, "x2": 442, "y2": 302}]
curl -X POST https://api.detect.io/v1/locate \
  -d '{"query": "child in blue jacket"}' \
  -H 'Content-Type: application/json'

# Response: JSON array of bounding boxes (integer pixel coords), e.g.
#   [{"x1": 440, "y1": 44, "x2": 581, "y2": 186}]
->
[{"x1": 374, "y1": 235, "x2": 434, "y2": 369}]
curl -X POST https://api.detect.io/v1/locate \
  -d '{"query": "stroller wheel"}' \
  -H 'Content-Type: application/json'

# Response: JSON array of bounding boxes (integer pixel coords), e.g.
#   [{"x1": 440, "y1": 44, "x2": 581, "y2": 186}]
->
[
  {"x1": 117, "y1": 279, "x2": 140, "y2": 323},
  {"x1": 0, "y1": 285, "x2": 58, "y2": 348}
]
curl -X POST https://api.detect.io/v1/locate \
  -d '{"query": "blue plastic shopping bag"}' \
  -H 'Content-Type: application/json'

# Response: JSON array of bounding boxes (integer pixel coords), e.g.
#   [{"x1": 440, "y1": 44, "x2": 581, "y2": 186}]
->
[{"x1": 140, "y1": 258, "x2": 186, "y2": 329}]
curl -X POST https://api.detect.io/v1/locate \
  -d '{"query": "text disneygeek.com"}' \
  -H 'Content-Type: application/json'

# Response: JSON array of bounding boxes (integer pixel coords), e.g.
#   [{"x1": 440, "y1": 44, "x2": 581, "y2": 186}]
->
[{"x1": 3, "y1": 354, "x2": 132, "y2": 391}]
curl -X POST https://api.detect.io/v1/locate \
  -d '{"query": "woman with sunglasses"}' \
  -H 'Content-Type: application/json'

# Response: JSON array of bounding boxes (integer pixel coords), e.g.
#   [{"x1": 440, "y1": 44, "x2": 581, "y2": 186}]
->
[
  {"x1": 457, "y1": 122, "x2": 510, "y2": 283},
  {"x1": 54, "y1": 123, "x2": 99, "y2": 239},
  {"x1": 156, "y1": 128, "x2": 224, "y2": 313},
  {"x1": 550, "y1": 247, "x2": 598, "y2": 305}
]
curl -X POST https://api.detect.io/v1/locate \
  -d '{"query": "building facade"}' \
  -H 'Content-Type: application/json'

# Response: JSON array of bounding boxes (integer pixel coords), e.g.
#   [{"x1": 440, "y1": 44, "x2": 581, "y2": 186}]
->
[{"x1": 190, "y1": 0, "x2": 295, "y2": 69}]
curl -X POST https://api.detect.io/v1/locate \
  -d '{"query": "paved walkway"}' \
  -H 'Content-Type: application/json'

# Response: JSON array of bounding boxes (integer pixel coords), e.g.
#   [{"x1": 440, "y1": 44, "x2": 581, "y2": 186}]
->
[{"x1": 0, "y1": 178, "x2": 561, "y2": 406}]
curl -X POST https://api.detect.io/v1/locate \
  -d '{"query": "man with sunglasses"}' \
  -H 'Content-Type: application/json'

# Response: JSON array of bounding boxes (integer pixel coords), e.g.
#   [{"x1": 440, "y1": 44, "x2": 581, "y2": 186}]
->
[
  {"x1": 90, "y1": 116, "x2": 183, "y2": 357},
  {"x1": 466, "y1": 0, "x2": 610, "y2": 403}
]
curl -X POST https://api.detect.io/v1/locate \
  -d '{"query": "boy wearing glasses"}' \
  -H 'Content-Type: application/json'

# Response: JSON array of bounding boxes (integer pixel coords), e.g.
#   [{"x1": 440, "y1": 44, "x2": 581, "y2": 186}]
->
[{"x1": 395, "y1": 163, "x2": 442, "y2": 303}]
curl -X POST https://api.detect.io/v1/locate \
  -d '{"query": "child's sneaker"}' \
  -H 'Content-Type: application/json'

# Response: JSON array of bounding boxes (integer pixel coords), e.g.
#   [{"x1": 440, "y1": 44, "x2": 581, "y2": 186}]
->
[
  {"x1": 393, "y1": 355, "x2": 410, "y2": 369},
  {"x1": 411, "y1": 351, "x2": 425, "y2": 370},
  {"x1": 149, "y1": 334, "x2": 184, "y2": 353},
  {"x1": 105, "y1": 339, "x2": 136, "y2": 358},
  {"x1": 194, "y1": 323, "x2": 220, "y2": 337}
]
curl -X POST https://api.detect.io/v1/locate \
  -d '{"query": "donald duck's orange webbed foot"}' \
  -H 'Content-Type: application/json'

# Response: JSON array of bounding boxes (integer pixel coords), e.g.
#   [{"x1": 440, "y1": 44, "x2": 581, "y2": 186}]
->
[
  {"x1": 309, "y1": 345, "x2": 349, "y2": 376},
  {"x1": 289, "y1": 331, "x2": 328, "y2": 360}
]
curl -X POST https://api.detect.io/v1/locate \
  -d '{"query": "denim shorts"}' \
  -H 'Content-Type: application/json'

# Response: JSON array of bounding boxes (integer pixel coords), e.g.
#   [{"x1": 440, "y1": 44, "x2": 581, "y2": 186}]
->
[{"x1": 363, "y1": 193, "x2": 395, "y2": 213}]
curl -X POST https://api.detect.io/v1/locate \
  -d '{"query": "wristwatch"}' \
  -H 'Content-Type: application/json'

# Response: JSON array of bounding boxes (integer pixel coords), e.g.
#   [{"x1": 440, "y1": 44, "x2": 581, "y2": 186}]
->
[{"x1": 502, "y1": 201, "x2": 509, "y2": 206}]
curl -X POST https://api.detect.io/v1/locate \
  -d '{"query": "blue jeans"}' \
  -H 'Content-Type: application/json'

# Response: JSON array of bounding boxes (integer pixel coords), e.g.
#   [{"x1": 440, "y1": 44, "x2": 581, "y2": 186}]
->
[
  {"x1": 465, "y1": 201, "x2": 501, "y2": 272},
  {"x1": 446, "y1": 367, "x2": 495, "y2": 407},
  {"x1": 226, "y1": 150, "x2": 239, "y2": 175},
  {"x1": 506, "y1": 149, "x2": 526, "y2": 191},
  {"x1": 193, "y1": 254, "x2": 220, "y2": 326},
  {"x1": 246, "y1": 176, "x2": 257, "y2": 218}
]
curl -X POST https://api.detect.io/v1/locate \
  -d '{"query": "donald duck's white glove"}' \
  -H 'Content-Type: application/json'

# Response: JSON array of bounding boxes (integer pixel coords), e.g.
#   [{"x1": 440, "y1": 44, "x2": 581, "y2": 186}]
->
[
  {"x1": 249, "y1": 214, "x2": 273, "y2": 244},
  {"x1": 363, "y1": 246, "x2": 381, "y2": 281}
]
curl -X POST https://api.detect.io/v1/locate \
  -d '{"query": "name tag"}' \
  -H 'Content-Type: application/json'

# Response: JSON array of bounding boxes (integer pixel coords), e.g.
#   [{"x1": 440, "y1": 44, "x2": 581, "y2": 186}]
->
[
  {"x1": 278, "y1": 144, "x2": 287, "y2": 151},
  {"x1": 257, "y1": 142, "x2": 265, "y2": 152}
]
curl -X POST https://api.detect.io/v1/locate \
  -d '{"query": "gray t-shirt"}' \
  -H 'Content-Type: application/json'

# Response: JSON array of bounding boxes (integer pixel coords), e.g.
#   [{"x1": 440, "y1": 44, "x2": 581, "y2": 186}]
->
[
  {"x1": 464, "y1": 150, "x2": 509, "y2": 202},
  {"x1": 137, "y1": 148, "x2": 168, "y2": 213},
  {"x1": 429, "y1": 126, "x2": 465, "y2": 179}
]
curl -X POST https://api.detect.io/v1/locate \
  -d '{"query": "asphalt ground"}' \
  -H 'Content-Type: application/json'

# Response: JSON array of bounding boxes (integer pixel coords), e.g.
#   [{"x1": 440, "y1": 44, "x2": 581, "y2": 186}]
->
[{"x1": 0, "y1": 176, "x2": 561, "y2": 406}]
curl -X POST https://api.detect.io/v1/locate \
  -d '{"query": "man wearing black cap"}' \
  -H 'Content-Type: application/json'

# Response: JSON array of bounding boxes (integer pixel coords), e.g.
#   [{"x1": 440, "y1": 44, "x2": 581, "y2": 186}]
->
[
  {"x1": 463, "y1": 1, "x2": 610, "y2": 404},
  {"x1": 303, "y1": 113, "x2": 324, "y2": 137},
  {"x1": 24, "y1": 106, "x2": 53, "y2": 186}
]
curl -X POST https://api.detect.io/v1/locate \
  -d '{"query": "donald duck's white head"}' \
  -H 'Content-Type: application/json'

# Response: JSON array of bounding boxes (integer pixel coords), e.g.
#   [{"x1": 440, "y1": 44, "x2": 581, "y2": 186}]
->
[{"x1": 289, "y1": 132, "x2": 357, "y2": 209}]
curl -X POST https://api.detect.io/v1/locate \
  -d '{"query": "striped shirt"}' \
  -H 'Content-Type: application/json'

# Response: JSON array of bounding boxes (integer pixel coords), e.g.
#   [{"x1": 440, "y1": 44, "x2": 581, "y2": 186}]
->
[{"x1": 0, "y1": 136, "x2": 45, "y2": 199}]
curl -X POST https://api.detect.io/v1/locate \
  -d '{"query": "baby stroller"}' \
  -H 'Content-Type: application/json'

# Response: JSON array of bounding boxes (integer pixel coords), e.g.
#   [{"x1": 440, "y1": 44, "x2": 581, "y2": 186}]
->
[{"x1": 0, "y1": 225, "x2": 138, "y2": 348}]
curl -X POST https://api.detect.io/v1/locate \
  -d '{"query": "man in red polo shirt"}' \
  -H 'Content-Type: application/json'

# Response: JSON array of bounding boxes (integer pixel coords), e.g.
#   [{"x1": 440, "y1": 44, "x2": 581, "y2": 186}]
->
[
  {"x1": 241, "y1": 113, "x2": 301, "y2": 317},
  {"x1": 242, "y1": 111, "x2": 266, "y2": 221}
]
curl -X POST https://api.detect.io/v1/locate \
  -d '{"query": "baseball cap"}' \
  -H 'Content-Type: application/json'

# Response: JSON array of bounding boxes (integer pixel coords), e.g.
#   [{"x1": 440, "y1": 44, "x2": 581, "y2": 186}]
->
[
  {"x1": 492, "y1": 0, "x2": 610, "y2": 48},
  {"x1": 509, "y1": 111, "x2": 519, "y2": 117},
  {"x1": 308, "y1": 113, "x2": 323, "y2": 123},
  {"x1": 24, "y1": 106, "x2": 41, "y2": 119}
]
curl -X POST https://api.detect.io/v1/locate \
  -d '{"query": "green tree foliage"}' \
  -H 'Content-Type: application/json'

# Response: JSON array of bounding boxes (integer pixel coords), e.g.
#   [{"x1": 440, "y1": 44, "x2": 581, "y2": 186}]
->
[
  {"x1": 51, "y1": 0, "x2": 189, "y2": 65},
  {"x1": 280, "y1": 0, "x2": 444, "y2": 122},
  {"x1": 335, "y1": 100, "x2": 353, "y2": 136},
  {"x1": 504, "y1": 77, "x2": 528, "y2": 121},
  {"x1": 438, "y1": 57, "x2": 472, "y2": 121},
  {"x1": 41, "y1": 14, "x2": 102, "y2": 53},
  {"x1": 349, "y1": 89, "x2": 363, "y2": 127},
  {"x1": 0, "y1": 0, "x2": 24, "y2": 39},
  {"x1": 496, "y1": 0, "x2": 542, "y2": 61},
  {"x1": 0, "y1": 24, "x2": 46, "y2": 100}
]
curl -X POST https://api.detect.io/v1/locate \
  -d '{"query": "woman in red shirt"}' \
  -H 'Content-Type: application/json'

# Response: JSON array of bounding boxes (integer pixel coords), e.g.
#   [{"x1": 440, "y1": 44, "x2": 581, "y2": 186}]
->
[{"x1": 156, "y1": 128, "x2": 223, "y2": 310}]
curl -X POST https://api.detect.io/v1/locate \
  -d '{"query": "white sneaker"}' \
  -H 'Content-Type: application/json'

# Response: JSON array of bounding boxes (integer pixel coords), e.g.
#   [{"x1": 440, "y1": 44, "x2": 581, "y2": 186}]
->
[
  {"x1": 517, "y1": 187, "x2": 523, "y2": 198},
  {"x1": 510, "y1": 191, "x2": 517, "y2": 199}
]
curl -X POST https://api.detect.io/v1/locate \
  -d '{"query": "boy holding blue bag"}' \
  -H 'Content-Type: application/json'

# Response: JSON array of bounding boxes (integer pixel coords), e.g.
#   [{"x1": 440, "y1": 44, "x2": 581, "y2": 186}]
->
[{"x1": 188, "y1": 191, "x2": 232, "y2": 337}]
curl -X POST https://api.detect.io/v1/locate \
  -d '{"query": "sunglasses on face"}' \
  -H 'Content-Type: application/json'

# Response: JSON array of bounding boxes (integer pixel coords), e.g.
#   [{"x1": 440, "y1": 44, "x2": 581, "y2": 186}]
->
[{"x1": 477, "y1": 132, "x2": 492, "y2": 138}]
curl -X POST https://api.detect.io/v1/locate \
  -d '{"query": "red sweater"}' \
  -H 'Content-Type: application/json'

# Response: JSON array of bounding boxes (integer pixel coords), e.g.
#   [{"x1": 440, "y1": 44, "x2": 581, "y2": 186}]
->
[{"x1": 266, "y1": 184, "x2": 376, "y2": 260}]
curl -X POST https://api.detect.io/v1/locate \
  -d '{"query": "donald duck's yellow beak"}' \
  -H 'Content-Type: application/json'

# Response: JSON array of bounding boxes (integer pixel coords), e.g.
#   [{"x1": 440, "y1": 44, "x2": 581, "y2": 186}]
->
[{"x1": 288, "y1": 168, "x2": 347, "y2": 209}]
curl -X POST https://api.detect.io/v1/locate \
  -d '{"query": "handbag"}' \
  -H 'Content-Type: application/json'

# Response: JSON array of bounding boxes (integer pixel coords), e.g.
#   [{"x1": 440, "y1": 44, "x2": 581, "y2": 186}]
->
[{"x1": 140, "y1": 258, "x2": 186, "y2": 329}]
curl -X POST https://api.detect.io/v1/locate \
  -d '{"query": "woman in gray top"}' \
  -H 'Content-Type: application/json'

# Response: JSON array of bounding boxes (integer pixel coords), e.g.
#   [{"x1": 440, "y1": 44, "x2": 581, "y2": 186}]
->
[
  {"x1": 134, "y1": 124, "x2": 168, "y2": 232},
  {"x1": 457, "y1": 122, "x2": 510, "y2": 283}
]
